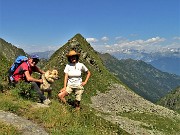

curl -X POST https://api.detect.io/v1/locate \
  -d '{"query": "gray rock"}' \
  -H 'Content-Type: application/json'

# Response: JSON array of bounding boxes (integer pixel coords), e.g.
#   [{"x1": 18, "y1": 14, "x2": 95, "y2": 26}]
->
[{"x1": 0, "y1": 110, "x2": 49, "y2": 135}]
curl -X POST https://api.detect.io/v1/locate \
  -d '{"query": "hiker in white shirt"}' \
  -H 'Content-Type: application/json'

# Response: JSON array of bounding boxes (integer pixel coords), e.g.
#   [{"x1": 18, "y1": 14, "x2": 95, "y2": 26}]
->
[{"x1": 58, "y1": 50, "x2": 91, "y2": 110}]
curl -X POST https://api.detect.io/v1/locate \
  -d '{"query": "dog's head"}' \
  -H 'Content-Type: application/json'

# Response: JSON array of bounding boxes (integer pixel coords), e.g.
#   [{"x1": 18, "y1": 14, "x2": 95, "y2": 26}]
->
[{"x1": 44, "y1": 70, "x2": 59, "y2": 83}]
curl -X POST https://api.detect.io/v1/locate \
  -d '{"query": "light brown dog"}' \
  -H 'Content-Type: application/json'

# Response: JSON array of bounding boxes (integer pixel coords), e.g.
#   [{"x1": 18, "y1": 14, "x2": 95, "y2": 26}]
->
[{"x1": 40, "y1": 70, "x2": 59, "y2": 98}]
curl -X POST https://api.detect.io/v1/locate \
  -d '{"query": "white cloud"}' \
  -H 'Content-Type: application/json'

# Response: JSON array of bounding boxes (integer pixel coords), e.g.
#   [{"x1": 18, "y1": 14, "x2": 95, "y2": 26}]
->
[
  {"x1": 115, "y1": 36, "x2": 126, "y2": 40},
  {"x1": 101, "y1": 36, "x2": 109, "y2": 42},
  {"x1": 86, "y1": 38, "x2": 98, "y2": 43},
  {"x1": 115, "y1": 37, "x2": 165, "y2": 48},
  {"x1": 145, "y1": 37, "x2": 165, "y2": 44},
  {"x1": 93, "y1": 36, "x2": 168, "y2": 53},
  {"x1": 18, "y1": 36, "x2": 179, "y2": 54}
]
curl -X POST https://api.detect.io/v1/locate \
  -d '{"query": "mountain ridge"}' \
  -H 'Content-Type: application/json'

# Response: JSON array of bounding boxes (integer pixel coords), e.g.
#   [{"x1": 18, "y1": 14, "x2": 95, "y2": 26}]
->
[
  {"x1": 111, "y1": 49, "x2": 180, "y2": 75},
  {"x1": 99, "y1": 53, "x2": 180, "y2": 103},
  {"x1": 0, "y1": 38, "x2": 27, "y2": 62},
  {"x1": 157, "y1": 86, "x2": 180, "y2": 113}
]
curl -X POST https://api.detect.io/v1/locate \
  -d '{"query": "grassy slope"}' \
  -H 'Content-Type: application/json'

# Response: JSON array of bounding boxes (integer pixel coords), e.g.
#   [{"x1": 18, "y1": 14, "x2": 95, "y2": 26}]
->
[
  {"x1": 0, "y1": 90, "x2": 128, "y2": 135},
  {"x1": 157, "y1": 86, "x2": 180, "y2": 113},
  {"x1": 0, "y1": 38, "x2": 27, "y2": 62},
  {"x1": 0, "y1": 54, "x2": 11, "y2": 86}
]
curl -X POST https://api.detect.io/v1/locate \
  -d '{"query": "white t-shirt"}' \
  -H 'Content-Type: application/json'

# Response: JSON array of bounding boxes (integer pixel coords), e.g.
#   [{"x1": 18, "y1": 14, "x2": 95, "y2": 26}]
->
[{"x1": 64, "y1": 62, "x2": 88, "y2": 87}]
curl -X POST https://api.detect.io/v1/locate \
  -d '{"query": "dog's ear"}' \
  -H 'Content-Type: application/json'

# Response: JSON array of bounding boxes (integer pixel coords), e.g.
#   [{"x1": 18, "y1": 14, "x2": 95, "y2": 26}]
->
[
  {"x1": 55, "y1": 70, "x2": 58, "y2": 75},
  {"x1": 49, "y1": 70, "x2": 53, "y2": 75}
]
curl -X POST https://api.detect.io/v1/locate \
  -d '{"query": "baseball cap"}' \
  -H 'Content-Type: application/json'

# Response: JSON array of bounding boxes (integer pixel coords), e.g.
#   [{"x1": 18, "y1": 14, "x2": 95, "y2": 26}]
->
[{"x1": 30, "y1": 54, "x2": 39, "y2": 60}]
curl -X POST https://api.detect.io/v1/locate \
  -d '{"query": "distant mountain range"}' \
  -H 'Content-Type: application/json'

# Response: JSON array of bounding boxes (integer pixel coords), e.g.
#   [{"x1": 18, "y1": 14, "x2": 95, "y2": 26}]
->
[
  {"x1": 29, "y1": 50, "x2": 54, "y2": 59},
  {"x1": 110, "y1": 48, "x2": 180, "y2": 75},
  {"x1": 149, "y1": 57, "x2": 180, "y2": 75},
  {"x1": 99, "y1": 53, "x2": 180, "y2": 103}
]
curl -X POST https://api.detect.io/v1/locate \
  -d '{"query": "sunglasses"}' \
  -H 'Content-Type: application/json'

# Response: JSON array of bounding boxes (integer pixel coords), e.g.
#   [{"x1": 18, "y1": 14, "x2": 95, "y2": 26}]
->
[
  {"x1": 32, "y1": 59, "x2": 39, "y2": 64},
  {"x1": 69, "y1": 55, "x2": 77, "y2": 59}
]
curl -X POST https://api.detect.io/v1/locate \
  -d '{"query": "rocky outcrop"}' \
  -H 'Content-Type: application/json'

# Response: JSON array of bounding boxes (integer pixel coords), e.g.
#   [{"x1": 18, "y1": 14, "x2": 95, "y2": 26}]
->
[
  {"x1": 90, "y1": 84, "x2": 180, "y2": 135},
  {"x1": 0, "y1": 110, "x2": 49, "y2": 135}
]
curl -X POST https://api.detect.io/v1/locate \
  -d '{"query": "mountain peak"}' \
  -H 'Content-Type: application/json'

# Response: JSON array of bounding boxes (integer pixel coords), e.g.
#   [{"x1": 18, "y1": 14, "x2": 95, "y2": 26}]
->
[
  {"x1": 49, "y1": 33, "x2": 100, "y2": 68},
  {"x1": 73, "y1": 33, "x2": 84, "y2": 38}
]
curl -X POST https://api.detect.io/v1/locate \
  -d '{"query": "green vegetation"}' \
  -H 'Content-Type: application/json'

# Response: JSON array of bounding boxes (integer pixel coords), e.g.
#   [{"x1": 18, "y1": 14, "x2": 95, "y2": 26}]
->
[
  {"x1": 0, "y1": 38, "x2": 27, "y2": 62},
  {"x1": 0, "y1": 91, "x2": 127, "y2": 135},
  {"x1": 11, "y1": 81, "x2": 39, "y2": 101},
  {"x1": 118, "y1": 112, "x2": 180, "y2": 134},
  {"x1": 0, "y1": 122, "x2": 21, "y2": 135},
  {"x1": 157, "y1": 86, "x2": 180, "y2": 113},
  {"x1": 0, "y1": 54, "x2": 11, "y2": 81}
]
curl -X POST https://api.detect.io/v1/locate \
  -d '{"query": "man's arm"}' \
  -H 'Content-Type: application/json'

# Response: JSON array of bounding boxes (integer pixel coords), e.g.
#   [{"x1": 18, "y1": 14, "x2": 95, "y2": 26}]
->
[
  {"x1": 35, "y1": 66, "x2": 45, "y2": 74},
  {"x1": 24, "y1": 70, "x2": 43, "y2": 83}
]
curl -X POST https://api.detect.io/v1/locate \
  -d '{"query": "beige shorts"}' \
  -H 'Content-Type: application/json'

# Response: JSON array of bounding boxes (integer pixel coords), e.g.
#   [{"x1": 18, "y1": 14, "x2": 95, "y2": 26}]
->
[{"x1": 66, "y1": 85, "x2": 84, "y2": 101}]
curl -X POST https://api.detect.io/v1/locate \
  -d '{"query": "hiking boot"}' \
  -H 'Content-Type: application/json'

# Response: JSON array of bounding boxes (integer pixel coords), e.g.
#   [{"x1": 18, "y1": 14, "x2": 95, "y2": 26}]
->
[{"x1": 43, "y1": 99, "x2": 51, "y2": 105}]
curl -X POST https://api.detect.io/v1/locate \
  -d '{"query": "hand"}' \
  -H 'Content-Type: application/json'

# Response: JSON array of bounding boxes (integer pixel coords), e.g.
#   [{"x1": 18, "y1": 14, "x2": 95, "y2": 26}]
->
[
  {"x1": 60, "y1": 88, "x2": 66, "y2": 93},
  {"x1": 39, "y1": 79, "x2": 43, "y2": 84},
  {"x1": 81, "y1": 82, "x2": 87, "y2": 86}
]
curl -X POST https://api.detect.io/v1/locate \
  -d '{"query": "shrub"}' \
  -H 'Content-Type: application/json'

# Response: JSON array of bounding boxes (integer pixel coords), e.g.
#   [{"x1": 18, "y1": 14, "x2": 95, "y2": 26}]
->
[{"x1": 13, "y1": 81, "x2": 38, "y2": 101}]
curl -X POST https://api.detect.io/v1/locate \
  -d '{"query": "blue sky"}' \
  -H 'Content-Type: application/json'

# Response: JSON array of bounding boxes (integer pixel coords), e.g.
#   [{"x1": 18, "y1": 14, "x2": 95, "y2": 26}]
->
[{"x1": 0, "y1": 0, "x2": 179, "y2": 53}]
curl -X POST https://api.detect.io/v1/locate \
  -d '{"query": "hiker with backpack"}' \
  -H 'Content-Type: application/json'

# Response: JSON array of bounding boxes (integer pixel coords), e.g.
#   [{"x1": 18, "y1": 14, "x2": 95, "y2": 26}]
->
[
  {"x1": 9, "y1": 54, "x2": 51, "y2": 105},
  {"x1": 58, "y1": 50, "x2": 91, "y2": 110}
]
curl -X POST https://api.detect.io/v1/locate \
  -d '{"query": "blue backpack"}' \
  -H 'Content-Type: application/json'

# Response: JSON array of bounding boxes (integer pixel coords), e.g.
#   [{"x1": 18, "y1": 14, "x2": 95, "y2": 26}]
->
[{"x1": 8, "y1": 56, "x2": 28, "y2": 82}]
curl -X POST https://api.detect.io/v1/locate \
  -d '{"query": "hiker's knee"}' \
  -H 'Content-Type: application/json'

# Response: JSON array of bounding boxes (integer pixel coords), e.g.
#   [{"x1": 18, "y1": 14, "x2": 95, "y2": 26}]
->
[{"x1": 58, "y1": 91, "x2": 67, "y2": 99}]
